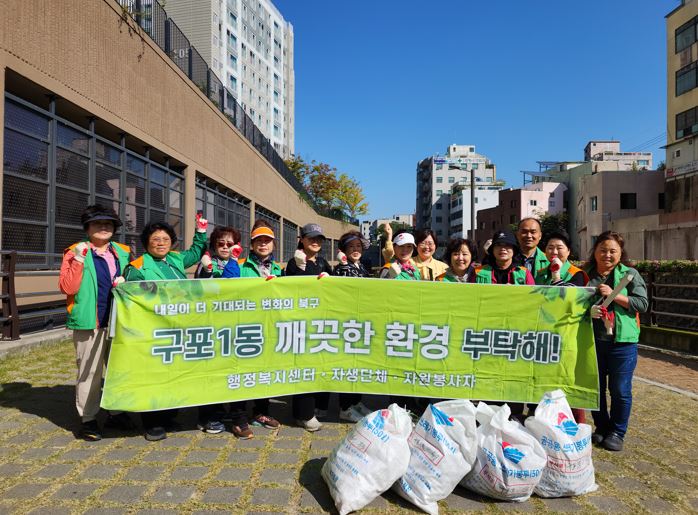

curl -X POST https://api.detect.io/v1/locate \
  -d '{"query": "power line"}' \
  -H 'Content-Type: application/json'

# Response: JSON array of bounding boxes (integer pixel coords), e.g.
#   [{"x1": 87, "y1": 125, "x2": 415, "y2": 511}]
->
[{"x1": 627, "y1": 132, "x2": 666, "y2": 152}]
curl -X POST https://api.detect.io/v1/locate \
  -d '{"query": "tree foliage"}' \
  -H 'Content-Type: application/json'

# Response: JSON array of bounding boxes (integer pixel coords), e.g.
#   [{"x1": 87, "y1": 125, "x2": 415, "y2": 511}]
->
[
  {"x1": 285, "y1": 155, "x2": 369, "y2": 218},
  {"x1": 539, "y1": 212, "x2": 570, "y2": 239}
]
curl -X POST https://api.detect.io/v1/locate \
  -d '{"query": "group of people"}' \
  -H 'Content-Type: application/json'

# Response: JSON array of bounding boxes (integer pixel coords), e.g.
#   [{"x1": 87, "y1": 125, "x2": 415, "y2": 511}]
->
[{"x1": 60, "y1": 204, "x2": 647, "y2": 453}]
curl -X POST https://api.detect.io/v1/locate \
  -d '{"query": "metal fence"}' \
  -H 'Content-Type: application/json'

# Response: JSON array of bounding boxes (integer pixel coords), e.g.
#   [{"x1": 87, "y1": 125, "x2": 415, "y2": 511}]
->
[
  {"x1": 282, "y1": 219, "x2": 298, "y2": 263},
  {"x1": 642, "y1": 272, "x2": 698, "y2": 332},
  {"x1": 195, "y1": 176, "x2": 252, "y2": 252},
  {"x1": 117, "y1": 0, "x2": 358, "y2": 226}
]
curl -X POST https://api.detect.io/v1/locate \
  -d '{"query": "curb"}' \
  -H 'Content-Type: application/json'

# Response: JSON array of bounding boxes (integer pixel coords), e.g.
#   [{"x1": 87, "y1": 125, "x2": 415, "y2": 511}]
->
[
  {"x1": 0, "y1": 328, "x2": 72, "y2": 359},
  {"x1": 635, "y1": 376, "x2": 698, "y2": 401}
]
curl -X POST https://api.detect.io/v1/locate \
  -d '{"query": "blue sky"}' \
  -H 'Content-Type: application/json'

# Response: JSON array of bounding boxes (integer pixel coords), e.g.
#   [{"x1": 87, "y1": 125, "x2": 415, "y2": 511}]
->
[{"x1": 274, "y1": 0, "x2": 672, "y2": 220}]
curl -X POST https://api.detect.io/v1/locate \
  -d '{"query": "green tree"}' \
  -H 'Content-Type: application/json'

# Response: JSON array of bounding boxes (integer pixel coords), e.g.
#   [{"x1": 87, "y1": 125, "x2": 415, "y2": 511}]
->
[
  {"x1": 285, "y1": 155, "x2": 369, "y2": 218},
  {"x1": 335, "y1": 174, "x2": 369, "y2": 218},
  {"x1": 539, "y1": 212, "x2": 569, "y2": 238}
]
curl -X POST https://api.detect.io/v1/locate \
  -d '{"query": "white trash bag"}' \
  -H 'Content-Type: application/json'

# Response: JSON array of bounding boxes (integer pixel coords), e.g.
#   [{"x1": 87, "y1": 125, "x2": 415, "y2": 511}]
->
[
  {"x1": 321, "y1": 403, "x2": 412, "y2": 515},
  {"x1": 394, "y1": 400, "x2": 478, "y2": 515},
  {"x1": 461, "y1": 402, "x2": 547, "y2": 502},
  {"x1": 524, "y1": 389, "x2": 598, "y2": 497}
]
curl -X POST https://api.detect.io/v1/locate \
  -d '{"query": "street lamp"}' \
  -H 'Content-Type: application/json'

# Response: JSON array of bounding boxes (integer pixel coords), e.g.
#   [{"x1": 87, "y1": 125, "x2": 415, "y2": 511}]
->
[{"x1": 449, "y1": 163, "x2": 476, "y2": 241}]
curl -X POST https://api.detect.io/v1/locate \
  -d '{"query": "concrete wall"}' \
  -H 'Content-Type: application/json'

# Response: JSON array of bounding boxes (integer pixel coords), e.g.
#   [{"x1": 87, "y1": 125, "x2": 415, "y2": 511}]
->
[
  {"x1": 0, "y1": 0, "x2": 354, "y2": 251},
  {"x1": 610, "y1": 214, "x2": 698, "y2": 260}
]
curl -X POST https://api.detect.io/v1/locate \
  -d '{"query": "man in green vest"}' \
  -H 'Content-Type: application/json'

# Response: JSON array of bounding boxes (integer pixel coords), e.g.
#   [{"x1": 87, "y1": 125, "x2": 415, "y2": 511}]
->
[
  {"x1": 515, "y1": 217, "x2": 549, "y2": 275},
  {"x1": 59, "y1": 205, "x2": 132, "y2": 441}
]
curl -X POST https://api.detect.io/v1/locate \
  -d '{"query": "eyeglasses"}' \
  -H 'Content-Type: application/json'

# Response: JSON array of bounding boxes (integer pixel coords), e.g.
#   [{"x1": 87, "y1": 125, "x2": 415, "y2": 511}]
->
[
  {"x1": 417, "y1": 242, "x2": 435, "y2": 248},
  {"x1": 149, "y1": 237, "x2": 171, "y2": 244},
  {"x1": 217, "y1": 240, "x2": 236, "y2": 248}
]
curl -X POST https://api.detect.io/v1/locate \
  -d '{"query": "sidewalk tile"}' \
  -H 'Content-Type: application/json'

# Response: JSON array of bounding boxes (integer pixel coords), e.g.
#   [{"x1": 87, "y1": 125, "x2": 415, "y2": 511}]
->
[
  {"x1": 216, "y1": 466, "x2": 253, "y2": 482},
  {"x1": 200, "y1": 486, "x2": 242, "y2": 503},
  {"x1": 587, "y1": 495, "x2": 631, "y2": 512},
  {"x1": 81, "y1": 463, "x2": 119, "y2": 480},
  {"x1": 150, "y1": 485, "x2": 196, "y2": 504},
  {"x1": 28, "y1": 506, "x2": 73, "y2": 515},
  {"x1": 614, "y1": 476, "x2": 646, "y2": 491},
  {"x1": 642, "y1": 497, "x2": 680, "y2": 512},
  {"x1": 273, "y1": 438, "x2": 303, "y2": 450},
  {"x1": 0, "y1": 463, "x2": 30, "y2": 476},
  {"x1": 101, "y1": 484, "x2": 148, "y2": 502},
  {"x1": 540, "y1": 497, "x2": 584, "y2": 512},
  {"x1": 124, "y1": 465, "x2": 167, "y2": 481},
  {"x1": 101, "y1": 448, "x2": 141, "y2": 461},
  {"x1": 52, "y1": 483, "x2": 94, "y2": 500},
  {"x1": 266, "y1": 452, "x2": 300, "y2": 465},
  {"x1": 4, "y1": 482, "x2": 51, "y2": 499},
  {"x1": 251, "y1": 487, "x2": 291, "y2": 505},
  {"x1": 142, "y1": 450, "x2": 179, "y2": 463},
  {"x1": 170, "y1": 465, "x2": 208, "y2": 480},
  {"x1": 227, "y1": 451, "x2": 260, "y2": 464},
  {"x1": 35, "y1": 463, "x2": 73, "y2": 478},
  {"x1": 185, "y1": 450, "x2": 220, "y2": 463},
  {"x1": 260, "y1": 468, "x2": 296, "y2": 485}
]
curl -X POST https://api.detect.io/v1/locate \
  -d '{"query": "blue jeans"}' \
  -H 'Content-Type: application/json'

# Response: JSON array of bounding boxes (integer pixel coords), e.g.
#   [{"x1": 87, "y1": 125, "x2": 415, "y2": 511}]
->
[{"x1": 592, "y1": 340, "x2": 638, "y2": 439}]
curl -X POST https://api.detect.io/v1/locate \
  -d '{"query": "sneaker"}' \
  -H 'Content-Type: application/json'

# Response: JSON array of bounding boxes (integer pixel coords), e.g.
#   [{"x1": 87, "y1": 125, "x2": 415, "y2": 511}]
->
[
  {"x1": 251, "y1": 414, "x2": 280, "y2": 429},
  {"x1": 315, "y1": 408, "x2": 328, "y2": 419},
  {"x1": 339, "y1": 407, "x2": 363, "y2": 423},
  {"x1": 197, "y1": 420, "x2": 225, "y2": 434},
  {"x1": 353, "y1": 402, "x2": 373, "y2": 416},
  {"x1": 297, "y1": 416, "x2": 323, "y2": 432},
  {"x1": 104, "y1": 413, "x2": 136, "y2": 430},
  {"x1": 602, "y1": 432, "x2": 624, "y2": 452},
  {"x1": 591, "y1": 432, "x2": 605, "y2": 445},
  {"x1": 231, "y1": 423, "x2": 254, "y2": 439},
  {"x1": 144, "y1": 426, "x2": 166, "y2": 442},
  {"x1": 79, "y1": 420, "x2": 102, "y2": 441}
]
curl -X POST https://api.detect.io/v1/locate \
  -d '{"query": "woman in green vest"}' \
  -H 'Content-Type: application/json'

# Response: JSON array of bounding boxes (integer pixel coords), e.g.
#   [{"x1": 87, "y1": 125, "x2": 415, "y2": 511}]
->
[
  {"x1": 533, "y1": 230, "x2": 589, "y2": 423},
  {"x1": 470, "y1": 230, "x2": 534, "y2": 285},
  {"x1": 586, "y1": 231, "x2": 647, "y2": 452},
  {"x1": 436, "y1": 237, "x2": 477, "y2": 282},
  {"x1": 379, "y1": 231, "x2": 422, "y2": 280},
  {"x1": 123, "y1": 214, "x2": 209, "y2": 441},
  {"x1": 59, "y1": 204, "x2": 133, "y2": 441}
]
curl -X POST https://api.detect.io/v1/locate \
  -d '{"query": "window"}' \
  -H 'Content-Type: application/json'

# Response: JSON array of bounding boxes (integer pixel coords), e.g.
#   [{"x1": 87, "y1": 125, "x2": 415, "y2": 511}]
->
[
  {"x1": 436, "y1": 203, "x2": 442, "y2": 210},
  {"x1": 549, "y1": 200, "x2": 556, "y2": 207},
  {"x1": 196, "y1": 176, "x2": 251, "y2": 252},
  {"x1": 509, "y1": 214, "x2": 516, "y2": 224},
  {"x1": 676, "y1": 61, "x2": 697, "y2": 96},
  {"x1": 658, "y1": 192, "x2": 665, "y2": 210},
  {"x1": 469, "y1": 147, "x2": 475, "y2": 152},
  {"x1": 529, "y1": 200, "x2": 537, "y2": 206},
  {"x1": 474, "y1": 197, "x2": 478, "y2": 204},
  {"x1": 676, "y1": 107, "x2": 697, "y2": 139},
  {"x1": 2, "y1": 95, "x2": 186, "y2": 263},
  {"x1": 448, "y1": 176, "x2": 455, "y2": 183},
  {"x1": 229, "y1": 54, "x2": 237, "y2": 68},
  {"x1": 676, "y1": 17, "x2": 697, "y2": 53},
  {"x1": 436, "y1": 176, "x2": 443, "y2": 183},
  {"x1": 510, "y1": 200, "x2": 516, "y2": 208},
  {"x1": 436, "y1": 190, "x2": 443, "y2": 196},
  {"x1": 229, "y1": 75, "x2": 237, "y2": 89},
  {"x1": 637, "y1": 160, "x2": 649, "y2": 167},
  {"x1": 590, "y1": 196, "x2": 598, "y2": 212},
  {"x1": 472, "y1": 163, "x2": 479, "y2": 170},
  {"x1": 620, "y1": 193, "x2": 637, "y2": 210},
  {"x1": 675, "y1": 148, "x2": 682, "y2": 158},
  {"x1": 435, "y1": 216, "x2": 443, "y2": 223},
  {"x1": 435, "y1": 164, "x2": 443, "y2": 170}
]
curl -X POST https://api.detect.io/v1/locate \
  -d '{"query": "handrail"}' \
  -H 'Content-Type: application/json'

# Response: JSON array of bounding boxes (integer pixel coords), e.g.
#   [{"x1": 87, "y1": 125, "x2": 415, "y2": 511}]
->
[{"x1": 1, "y1": 251, "x2": 19, "y2": 339}]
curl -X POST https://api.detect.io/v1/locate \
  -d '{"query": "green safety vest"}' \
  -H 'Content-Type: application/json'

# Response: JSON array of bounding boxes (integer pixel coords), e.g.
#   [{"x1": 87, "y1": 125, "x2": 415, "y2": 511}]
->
[
  {"x1": 65, "y1": 241, "x2": 131, "y2": 330},
  {"x1": 591, "y1": 262, "x2": 642, "y2": 343},
  {"x1": 535, "y1": 260, "x2": 588, "y2": 285},
  {"x1": 474, "y1": 265, "x2": 529, "y2": 285},
  {"x1": 239, "y1": 257, "x2": 283, "y2": 278}
]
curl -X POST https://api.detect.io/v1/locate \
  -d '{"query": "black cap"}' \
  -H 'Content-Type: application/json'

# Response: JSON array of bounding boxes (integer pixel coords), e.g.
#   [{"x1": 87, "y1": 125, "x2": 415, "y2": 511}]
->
[
  {"x1": 489, "y1": 230, "x2": 518, "y2": 252},
  {"x1": 81, "y1": 205, "x2": 122, "y2": 229},
  {"x1": 300, "y1": 223, "x2": 325, "y2": 239}
]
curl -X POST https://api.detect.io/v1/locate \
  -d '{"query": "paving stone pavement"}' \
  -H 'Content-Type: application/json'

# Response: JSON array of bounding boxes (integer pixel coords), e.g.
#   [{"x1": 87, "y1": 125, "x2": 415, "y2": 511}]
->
[{"x1": 1, "y1": 340, "x2": 697, "y2": 514}]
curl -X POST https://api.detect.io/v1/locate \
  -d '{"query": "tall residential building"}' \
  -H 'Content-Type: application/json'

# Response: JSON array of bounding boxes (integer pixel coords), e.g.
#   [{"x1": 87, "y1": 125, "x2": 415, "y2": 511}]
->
[
  {"x1": 166, "y1": 0, "x2": 295, "y2": 158},
  {"x1": 416, "y1": 145, "x2": 496, "y2": 245},
  {"x1": 666, "y1": 1, "x2": 698, "y2": 214}
]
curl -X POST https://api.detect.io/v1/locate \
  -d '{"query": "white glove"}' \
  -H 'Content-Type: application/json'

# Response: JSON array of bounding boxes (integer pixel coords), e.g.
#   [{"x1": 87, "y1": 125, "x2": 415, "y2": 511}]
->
[
  {"x1": 550, "y1": 257, "x2": 563, "y2": 282},
  {"x1": 337, "y1": 250, "x2": 348, "y2": 265},
  {"x1": 200, "y1": 252, "x2": 213, "y2": 272},
  {"x1": 112, "y1": 276, "x2": 125, "y2": 287},
  {"x1": 590, "y1": 305, "x2": 604, "y2": 319},
  {"x1": 389, "y1": 262, "x2": 401, "y2": 279},
  {"x1": 317, "y1": 272, "x2": 329, "y2": 279},
  {"x1": 483, "y1": 239, "x2": 492, "y2": 253},
  {"x1": 73, "y1": 242, "x2": 89, "y2": 263},
  {"x1": 294, "y1": 249, "x2": 307, "y2": 271}
]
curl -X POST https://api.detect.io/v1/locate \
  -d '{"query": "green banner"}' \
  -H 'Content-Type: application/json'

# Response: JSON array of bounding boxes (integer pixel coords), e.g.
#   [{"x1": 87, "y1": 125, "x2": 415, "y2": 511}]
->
[{"x1": 101, "y1": 277, "x2": 599, "y2": 412}]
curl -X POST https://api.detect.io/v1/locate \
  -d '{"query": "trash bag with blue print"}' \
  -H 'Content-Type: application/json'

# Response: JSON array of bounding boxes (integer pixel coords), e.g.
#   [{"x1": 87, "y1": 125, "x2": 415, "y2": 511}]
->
[
  {"x1": 461, "y1": 402, "x2": 547, "y2": 502},
  {"x1": 393, "y1": 399, "x2": 478, "y2": 515},
  {"x1": 524, "y1": 389, "x2": 598, "y2": 497},
  {"x1": 321, "y1": 403, "x2": 412, "y2": 515}
]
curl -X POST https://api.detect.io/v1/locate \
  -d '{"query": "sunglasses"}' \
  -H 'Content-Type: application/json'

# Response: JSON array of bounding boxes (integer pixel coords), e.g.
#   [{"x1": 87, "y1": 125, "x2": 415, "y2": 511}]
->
[{"x1": 216, "y1": 240, "x2": 236, "y2": 248}]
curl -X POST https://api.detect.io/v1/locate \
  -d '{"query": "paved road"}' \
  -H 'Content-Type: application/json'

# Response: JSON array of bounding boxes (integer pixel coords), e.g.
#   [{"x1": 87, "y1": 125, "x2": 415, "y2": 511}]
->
[{"x1": 0, "y1": 340, "x2": 697, "y2": 514}]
